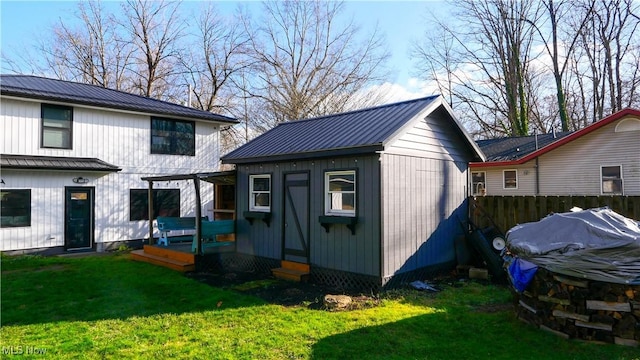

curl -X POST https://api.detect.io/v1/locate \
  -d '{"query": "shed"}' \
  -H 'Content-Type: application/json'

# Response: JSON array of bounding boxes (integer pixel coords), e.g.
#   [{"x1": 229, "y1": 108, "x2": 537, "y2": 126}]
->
[{"x1": 222, "y1": 96, "x2": 484, "y2": 288}]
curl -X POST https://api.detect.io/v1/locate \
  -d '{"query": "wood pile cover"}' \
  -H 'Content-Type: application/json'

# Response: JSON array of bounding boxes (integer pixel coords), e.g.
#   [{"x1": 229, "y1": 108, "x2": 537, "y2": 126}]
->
[{"x1": 514, "y1": 268, "x2": 639, "y2": 346}]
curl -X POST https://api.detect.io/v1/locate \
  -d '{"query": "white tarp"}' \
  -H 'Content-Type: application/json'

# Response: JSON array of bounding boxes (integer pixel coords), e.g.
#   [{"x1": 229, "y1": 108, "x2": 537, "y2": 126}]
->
[{"x1": 506, "y1": 207, "x2": 640, "y2": 285}]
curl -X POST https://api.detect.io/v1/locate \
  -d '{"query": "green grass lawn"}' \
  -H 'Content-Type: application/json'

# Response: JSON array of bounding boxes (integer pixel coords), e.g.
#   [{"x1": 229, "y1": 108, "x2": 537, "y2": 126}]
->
[{"x1": 1, "y1": 253, "x2": 638, "y2": 359}]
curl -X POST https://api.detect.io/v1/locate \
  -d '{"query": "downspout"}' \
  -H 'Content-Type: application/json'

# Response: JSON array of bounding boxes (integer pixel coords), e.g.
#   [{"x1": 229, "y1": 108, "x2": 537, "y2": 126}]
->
[{"x1": 535, "y1": 157, "x2": 540, "y2": 195}]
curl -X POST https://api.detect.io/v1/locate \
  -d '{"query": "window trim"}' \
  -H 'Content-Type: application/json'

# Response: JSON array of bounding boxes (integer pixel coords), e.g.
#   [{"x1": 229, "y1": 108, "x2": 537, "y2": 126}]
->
[
  {"x1": 471, "y1": 171, "x2": 486, "y2": 196},
  {"x1": 150, "y1": 117, "x2": 196, "y2": 156},
  {"x1": 1, "y1": 189, "x2": 31, "y2": 228},
  {"x1": 324, "y1": 169, "x2": 357, "y2": 217},
  {"x1": 503, "y1": 169, "x2": 518, "y2": 190},
  {"x1": 129, "y1": 188, "x2": 181, "y2": 221},
  {"x1": 249, "y1": 174, "x2": 271, "y2": 212},
  {"x1": 600, "y1": 165, "x2": 623, "y2": 195},
  {"x1": 41, "y1": 103, "x2": 73, "y2": 149}
]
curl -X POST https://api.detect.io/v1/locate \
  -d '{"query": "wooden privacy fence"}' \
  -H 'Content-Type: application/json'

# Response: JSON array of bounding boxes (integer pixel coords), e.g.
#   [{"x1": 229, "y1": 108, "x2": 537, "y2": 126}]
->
[{"x1": 470, "y1": 195, "x2": 640, "y2": 233}]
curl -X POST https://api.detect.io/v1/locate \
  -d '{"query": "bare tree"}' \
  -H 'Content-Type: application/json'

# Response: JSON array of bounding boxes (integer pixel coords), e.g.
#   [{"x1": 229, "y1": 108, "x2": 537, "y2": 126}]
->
[
  {"x1": 414, "y1": 0, "x2": 541, "y2": 137},
  {"x1": 241, "y1": 0, "x2": 389, "y2": 126},
  {"x1": 121, "y1": 0, "x2": 185, "y2": 99},
  {"x1": 178, "y1": 3, "x2": 250, "y2": 113},
  {"x1": 35, "y1": 0, "x2": 132, "y2": 89}
]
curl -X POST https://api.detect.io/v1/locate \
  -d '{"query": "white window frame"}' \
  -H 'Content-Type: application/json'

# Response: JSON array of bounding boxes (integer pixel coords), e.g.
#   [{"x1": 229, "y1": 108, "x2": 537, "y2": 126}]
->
[
  {"x1": 471, "y1": 171, "x2": 486, "y2": 196},
  {"x1": 249, "y1": 174, "x2": 271, "y2": 212},
  {"x1": 600, "y1": 165, "x2": 623, "y2": 195},
  {"x1": 503, "y1": 169, "x2": 518, "y2": 189},
  {"x1": 325, "y1": 170, "x2": 356, "y2": 217}
]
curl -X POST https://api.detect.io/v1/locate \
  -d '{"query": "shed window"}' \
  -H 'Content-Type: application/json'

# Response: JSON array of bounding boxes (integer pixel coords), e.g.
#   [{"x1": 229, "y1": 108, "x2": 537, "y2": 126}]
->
[
  {"x1": 151, "y1": 117, "x2": 195, "y2": 156},
  {"x1": 41, "y1": 104, "x2": 72, "y2": 149},
  {"x1": 1, "y1": 189, "x2": 31, "y2": 228},
  {"x1": 472, "y1": 171, "x2": 486, "y2": 195},
  {"x1": 325, "y1": 170, "x2": 356, "y2": 216},
  {"x1": 601, "y1": 166, "x2": 623, "y2": 194},
  {"x1": 249, "y1": 174, "x2": 271, "y2": 212},
  {"x1": 503, "y1": 170, "x2": 517, "y2": 189},
  {"x1": 129, "y1": 189, "x2": 180, "y2": 221}
]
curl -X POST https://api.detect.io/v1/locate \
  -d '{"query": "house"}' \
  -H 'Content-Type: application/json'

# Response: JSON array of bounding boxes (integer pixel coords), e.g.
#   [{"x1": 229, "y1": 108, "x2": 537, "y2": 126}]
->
[
  {"x1": 0, "y1": 75, "x2": 237, "y2": 254},
  {"x1": 470, "y1": 108, "x2": 640, "y2": 196},
  {"x1": 220, "y1": 95, "x2": 484, "y2": 288}
]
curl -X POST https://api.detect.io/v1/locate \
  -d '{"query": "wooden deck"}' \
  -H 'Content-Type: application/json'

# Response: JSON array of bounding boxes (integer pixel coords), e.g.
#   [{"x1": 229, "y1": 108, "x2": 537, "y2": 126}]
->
[
  {"x1": 130, "y1": 241, "x2": 235, "y2": 272},
  {"x1": 131, "y1": 244, "x2": 195, "y2": 272}
]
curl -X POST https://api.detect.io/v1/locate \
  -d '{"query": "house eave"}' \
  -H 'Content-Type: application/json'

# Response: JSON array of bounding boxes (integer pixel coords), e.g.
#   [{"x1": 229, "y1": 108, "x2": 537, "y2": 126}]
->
[{"x1": 221, "y1": 144, "x2": 384, "y2": 165}]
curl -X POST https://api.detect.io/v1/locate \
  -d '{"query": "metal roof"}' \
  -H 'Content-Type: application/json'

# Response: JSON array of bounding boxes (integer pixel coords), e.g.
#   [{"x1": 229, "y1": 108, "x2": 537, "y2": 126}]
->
[
  {"x1": 222, "y1": 96, "x2": 454, "y2": 164},
  {"x1": 0, "y1": 74, "x2": 237, "y2": 124},
  {"x1": 1, "y1": 154, "x2": 121, "y2": 172},
  {"x1": 476, "y1": 131, "x2": 573, "y2": 162}
]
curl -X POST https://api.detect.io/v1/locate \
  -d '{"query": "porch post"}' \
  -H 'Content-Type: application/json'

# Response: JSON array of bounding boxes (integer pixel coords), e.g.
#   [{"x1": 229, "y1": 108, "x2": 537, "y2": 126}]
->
[
  {"x1": 193, "y1": 176, "x2": 203, "y2": 255},
  {"x1": 148, "y1": 181, "x2": 154, "y2": 245}
]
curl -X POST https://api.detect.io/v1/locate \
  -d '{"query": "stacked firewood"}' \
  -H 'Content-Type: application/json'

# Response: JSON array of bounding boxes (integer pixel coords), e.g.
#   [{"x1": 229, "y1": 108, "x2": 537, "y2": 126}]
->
[{"x1": 514, "y1": 267, "x2": 639, "y2": 347}]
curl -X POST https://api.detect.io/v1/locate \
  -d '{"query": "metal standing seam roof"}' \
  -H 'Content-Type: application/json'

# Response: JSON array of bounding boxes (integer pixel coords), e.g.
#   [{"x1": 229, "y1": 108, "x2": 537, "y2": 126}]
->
[
  {"x1": 0, "y1": 74, "x2": 238, "y2": 124},
  {"x1": 1, "y1": 154, "x2": 122, "y2": 172},
  {"x1": 222, "y1": 96, "x2": 450, "y2": 164},
  {"x1": 476, "y1": 132, "x2": 573, "y2": 162}
]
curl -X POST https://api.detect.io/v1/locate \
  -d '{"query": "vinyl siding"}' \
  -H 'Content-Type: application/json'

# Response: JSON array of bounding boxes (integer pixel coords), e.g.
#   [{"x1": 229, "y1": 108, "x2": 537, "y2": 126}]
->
[
  {"x1": 235, "y1": 155, "x2": 381, "y2": 277},
  {"x1": 538, "y1": 120, "x2": 640, "y2": 195},
  {"x1": 474, "y1": 118, "x2": 640, "y2": 196},
  {"x1": 1, "y1": 97, "x2": 219, "y2": 251}
]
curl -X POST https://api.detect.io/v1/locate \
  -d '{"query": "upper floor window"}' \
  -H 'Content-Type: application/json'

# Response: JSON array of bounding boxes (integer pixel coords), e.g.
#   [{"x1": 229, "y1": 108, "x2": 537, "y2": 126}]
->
[
  {"x1": 129, "y1": 189, "x2": 180, "y2": 221},
  {"x1": 151, "y1": 117, "x2": 195, "y2": 156},
  {"x1": 471, "y1": 171, "x2": 486, "y2": 196},
  {"x1": 41, "y1": 104, "x2": 72, "y2": 149},
  {"x1": 249, "y1": 174, "x2": 271, "y2": 212},
  {"x1": 1, "y1": 189, "x2": 31, "y2": 228},
  {"x1": 503, "y1": 170, "x2": 517, "y2": 189},
  {"x1": 601, "y1": 165, "x2": 623, "y2": 194},
  {"x1": 325, "y1": 170, "x2": 356, "y2": 216}
]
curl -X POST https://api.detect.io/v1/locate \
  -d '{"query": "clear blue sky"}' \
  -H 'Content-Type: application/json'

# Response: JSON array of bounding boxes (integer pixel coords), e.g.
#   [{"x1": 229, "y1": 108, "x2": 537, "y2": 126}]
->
[{"x1": 0, "y1": 0, "x2": 450, "y2": 99}]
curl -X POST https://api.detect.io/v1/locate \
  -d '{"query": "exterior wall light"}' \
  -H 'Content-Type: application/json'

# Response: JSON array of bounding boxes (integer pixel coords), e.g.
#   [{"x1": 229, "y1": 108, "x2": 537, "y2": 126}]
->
[{"x1": 72, "y1": 177, "x2": 90, "y2": 184}]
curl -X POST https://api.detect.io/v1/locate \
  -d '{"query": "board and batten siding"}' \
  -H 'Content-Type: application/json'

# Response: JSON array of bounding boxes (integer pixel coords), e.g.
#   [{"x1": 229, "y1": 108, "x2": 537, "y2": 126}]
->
[
  {"x1": 380, "y1": 110, "x2": 474, "y2": 280},
  {"x1": 1, "y1": 97, "x2": 219, "y2": 251},
  {"x1": 235, "y1": 155, "x2": 381, "y2": 277}
]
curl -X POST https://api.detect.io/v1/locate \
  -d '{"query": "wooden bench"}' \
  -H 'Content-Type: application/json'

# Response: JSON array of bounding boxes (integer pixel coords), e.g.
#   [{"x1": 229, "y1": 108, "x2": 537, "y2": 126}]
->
[
  {"x1": 156, "y1": 216, "x2": 206, "y2": 246},
  {"x1": 191, "y1": 220, "x2": 235, "y2": 253}
]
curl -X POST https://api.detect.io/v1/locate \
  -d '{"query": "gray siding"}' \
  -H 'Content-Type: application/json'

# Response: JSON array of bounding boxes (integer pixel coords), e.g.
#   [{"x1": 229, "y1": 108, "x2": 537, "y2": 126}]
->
[
  {"x1": 381, "y1": 109, "x2": 474, "y2": 279},
  {"x1": 235, "y1": 155, "x2": 381, "y2": 277},
  {"x1": 481, "y1": 165, "x2": 537, "y2": 196}
]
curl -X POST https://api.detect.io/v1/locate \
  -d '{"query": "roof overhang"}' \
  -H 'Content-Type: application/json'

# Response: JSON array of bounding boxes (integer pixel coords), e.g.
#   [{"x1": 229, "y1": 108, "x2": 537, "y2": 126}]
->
[
  {"x1": 471, "y1": 108, "x2": 640, "y2": 168},
  {"x1": 1, "y1": 154, "x2": 121, "y2": 172},
  {"x1": 141, "y1": 170, "x2": 236, "y2": 184},
  {"x1": 222, "y1": 144, "x2": 384, "y2": 165}
]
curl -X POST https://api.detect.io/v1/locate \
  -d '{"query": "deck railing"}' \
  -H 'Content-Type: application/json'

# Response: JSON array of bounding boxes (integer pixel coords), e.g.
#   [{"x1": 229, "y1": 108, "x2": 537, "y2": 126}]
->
[{"x1": 470, "y1": 195, "x2": 640, "y2": 233}]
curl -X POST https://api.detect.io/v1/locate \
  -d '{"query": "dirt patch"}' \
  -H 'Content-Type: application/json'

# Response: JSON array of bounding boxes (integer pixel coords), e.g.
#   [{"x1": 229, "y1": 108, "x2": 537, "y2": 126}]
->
[{"x1": 187, "y1": 270, "x2": 378, "y2": 309}]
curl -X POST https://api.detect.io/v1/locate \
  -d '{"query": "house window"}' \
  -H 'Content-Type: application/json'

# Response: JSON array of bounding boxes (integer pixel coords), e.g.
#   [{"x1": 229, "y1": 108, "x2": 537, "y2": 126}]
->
[
  {"x1": 325, "y1": 170, "x2": 356, "y2": 216},
  {"x1": 151, "y1": 117, "x2": 195, "y2": 156},
  {"x1": 249, "y1": 174, "x2": 271, "y2": 212},
  {"x1": 1, "y1": 189, "x2": 31, "y2": 228},
  {"x1": 129, "y1": 189, "x2": 180, "y2": 221},
  {"x1": 471, "y1": 171, "x2": 486, "y2": 195},
  {"x1": 601, "y1": 166, "x2": 623, "y2": 194},
  {"x1": 41, "y1": 104, "x2": 72, "y2": 149},
  {"x1": 503, "y1": 170, "x2": 517, "y2": 189}
]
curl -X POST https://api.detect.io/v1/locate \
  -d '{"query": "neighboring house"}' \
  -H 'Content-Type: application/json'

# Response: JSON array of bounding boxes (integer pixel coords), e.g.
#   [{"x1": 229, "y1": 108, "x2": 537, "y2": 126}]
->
[
  {"x1": 470, "y1": 108, "x2": 640, "y2": 196},
  {"x1": 221, "y1": 95, "x2": 484, "y2": 288},
  {"x1": 0, "y1": 75, "x2": 237, "y2": 253}
]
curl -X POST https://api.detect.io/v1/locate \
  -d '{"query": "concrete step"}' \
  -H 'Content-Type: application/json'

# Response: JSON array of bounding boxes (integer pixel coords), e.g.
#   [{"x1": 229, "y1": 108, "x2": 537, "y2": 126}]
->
[{"x1": 130, "y1": 249, "x2": 195, "y2": 273}]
